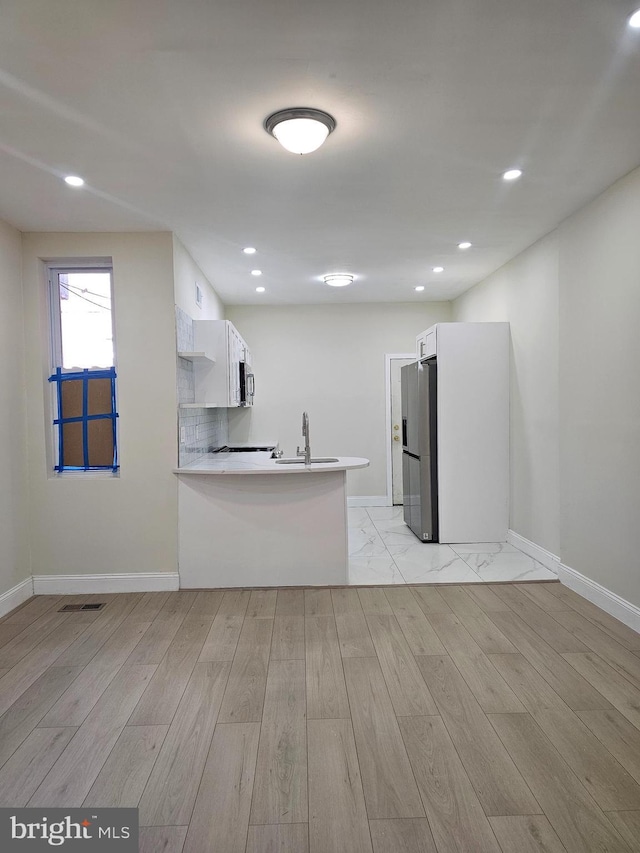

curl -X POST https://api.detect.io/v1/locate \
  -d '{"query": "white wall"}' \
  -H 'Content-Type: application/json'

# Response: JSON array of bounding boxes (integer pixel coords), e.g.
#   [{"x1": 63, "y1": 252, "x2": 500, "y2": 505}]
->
[
  {"x1": 21, "y1": 232, "x2": 179, "y2": 578},
  {"x1": 173, "y1": 235, "x2": 225, "y2": 321},
  {"x1": 454, "y1": 162, "x2": 640, "y2": 609},
  {"x1": 226, "y1": 302, "x2": 452, "y2": 497},
  {"x1": 0, "y1": 219, "x2": 30, "y2": 594},
  {"x1": 558, "y1": 167, "x2": 640, "y2": 606},
  {"x1": 454, "y1": 234, "x2": 560, "y2": 556}
]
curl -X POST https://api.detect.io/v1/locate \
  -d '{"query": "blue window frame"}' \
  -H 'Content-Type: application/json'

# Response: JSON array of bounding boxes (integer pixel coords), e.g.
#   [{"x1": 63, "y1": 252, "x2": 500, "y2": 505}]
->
[{"x1": 49, "y1": 367, "x2": 119, "y2": 472}]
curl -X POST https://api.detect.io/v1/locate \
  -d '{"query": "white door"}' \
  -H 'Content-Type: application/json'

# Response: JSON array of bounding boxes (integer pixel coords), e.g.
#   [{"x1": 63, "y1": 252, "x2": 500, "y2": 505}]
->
[{"x1": 390, "y1": 357, "x2": 414, "y2": 504}]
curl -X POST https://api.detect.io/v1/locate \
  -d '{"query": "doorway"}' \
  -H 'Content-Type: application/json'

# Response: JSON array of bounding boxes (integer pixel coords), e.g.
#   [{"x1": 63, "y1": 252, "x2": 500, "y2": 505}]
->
[{"x1": 385, "y1": 353, "x2": 415, "y2": 505}]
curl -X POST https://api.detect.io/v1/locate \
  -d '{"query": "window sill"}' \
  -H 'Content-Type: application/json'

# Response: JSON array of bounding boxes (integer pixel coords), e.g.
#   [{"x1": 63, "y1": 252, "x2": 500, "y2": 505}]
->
[{"x1": 49, "y1": 470, "x2": 120, "y2": 480}]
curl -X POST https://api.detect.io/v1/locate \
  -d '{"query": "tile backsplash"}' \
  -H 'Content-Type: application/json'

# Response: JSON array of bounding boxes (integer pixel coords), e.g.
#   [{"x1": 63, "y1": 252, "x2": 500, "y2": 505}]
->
[
  {"x1": 175, "y1": 305, "x2": 195, "y2": 353},
  {"x1": 178, "y1": 405, "x2": 229, "y2": 467},
  {"x1": 176, "y1": 306, "x2": 228, "y2": 466}
]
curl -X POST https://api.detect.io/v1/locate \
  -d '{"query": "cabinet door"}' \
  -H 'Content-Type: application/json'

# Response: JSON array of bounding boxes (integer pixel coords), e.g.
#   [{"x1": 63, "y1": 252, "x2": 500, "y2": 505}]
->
[
  {"x1": 226, "y1": 327, "x2": 235, "y2": 406},
  {"x1": 234, "y1": 334, "x2": 243, "y2": 403},
  {"x1": 227, "y1": 327, "x2": 241, "y2": 406},
  {"x1": 416, "y1": 326, "x2": 437, "y2": 360}
]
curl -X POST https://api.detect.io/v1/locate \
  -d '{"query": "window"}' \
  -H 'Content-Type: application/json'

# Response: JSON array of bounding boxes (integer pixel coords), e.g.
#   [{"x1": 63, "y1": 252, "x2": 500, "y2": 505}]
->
[
  {"x1": 50, "y1": 268, "x2": 114, "y2": 369},
  {"x1": 47, "y1": 263, "x2": 119, "y2": 472}
]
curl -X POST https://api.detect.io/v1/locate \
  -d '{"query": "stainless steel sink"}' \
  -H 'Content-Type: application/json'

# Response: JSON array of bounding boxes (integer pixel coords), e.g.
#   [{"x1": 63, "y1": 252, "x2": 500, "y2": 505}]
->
[{"x1": 275, "y1": 457, "x2": 339, "y2": 464}]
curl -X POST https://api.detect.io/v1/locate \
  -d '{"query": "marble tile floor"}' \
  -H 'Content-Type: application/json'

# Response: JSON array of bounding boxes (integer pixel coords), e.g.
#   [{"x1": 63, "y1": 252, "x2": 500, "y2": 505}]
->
[{"x1": 348, "y1": 506, "x2": 557, "y2": 585}]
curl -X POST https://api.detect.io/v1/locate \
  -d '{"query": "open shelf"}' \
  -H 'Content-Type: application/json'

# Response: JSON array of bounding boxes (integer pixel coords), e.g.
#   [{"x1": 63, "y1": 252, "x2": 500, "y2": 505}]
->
[
  {"x1": 178, "y1": 351, "x2": 216, "y2": 363},
  {"x1": 179, "y1": 402, "x2": 222, "y2": 409}
]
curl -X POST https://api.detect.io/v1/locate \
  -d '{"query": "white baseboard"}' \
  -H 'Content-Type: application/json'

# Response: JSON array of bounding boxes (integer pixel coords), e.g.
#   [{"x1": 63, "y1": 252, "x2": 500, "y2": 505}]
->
[
  {"x1": 32, "y1": 573, "x2": 180, "y2": 595},
  {"x1": 506, "y1": 530, "x2": 640, "y2": 634},
  {"x1": 0, "y1": 577, "x2": 35, "y2": 618},
  {"x1": 348, "y1": 496, "x2": 390, "y2": 507},
  {"x1": 557, "y1": 562, "x2": 640, "y2": 634},
  {"x1": 507, "y1": 530, "x2": 560, "y2": 574}
]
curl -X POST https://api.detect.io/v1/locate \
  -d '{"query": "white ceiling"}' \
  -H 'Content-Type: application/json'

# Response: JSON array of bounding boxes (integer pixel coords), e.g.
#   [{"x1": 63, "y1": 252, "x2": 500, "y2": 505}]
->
[{"x1": 1, "y1": 0, "x2": 640, "y2": 304}]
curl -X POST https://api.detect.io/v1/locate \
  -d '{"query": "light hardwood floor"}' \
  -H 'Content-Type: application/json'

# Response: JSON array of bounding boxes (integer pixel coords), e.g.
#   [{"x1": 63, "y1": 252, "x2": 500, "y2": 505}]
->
[{"x1": 1, "y1": 582, "x2": 640, "y2": 852}]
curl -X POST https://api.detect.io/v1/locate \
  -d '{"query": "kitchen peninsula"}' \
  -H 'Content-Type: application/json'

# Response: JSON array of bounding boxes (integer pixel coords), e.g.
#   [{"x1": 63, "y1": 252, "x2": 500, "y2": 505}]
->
[{"x1": 175, "y1": 450, "x2": 369, "y2": 587}]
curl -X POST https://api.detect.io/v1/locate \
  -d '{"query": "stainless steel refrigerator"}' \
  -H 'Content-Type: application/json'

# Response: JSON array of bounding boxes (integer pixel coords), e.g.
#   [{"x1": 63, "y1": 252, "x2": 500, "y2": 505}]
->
[{"x1": 401, "y1": 359, "x2": 438, "y2": 541}]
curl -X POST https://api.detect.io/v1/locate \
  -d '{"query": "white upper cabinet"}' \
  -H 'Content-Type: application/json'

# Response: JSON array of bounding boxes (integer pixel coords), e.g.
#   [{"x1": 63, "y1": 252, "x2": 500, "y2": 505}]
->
[
  {"x1": 185, "y1": 320, "x2": 252, "y2": 408},
  {"x1": 416, "y1": 326, "x2": 436, "y2": 360}
]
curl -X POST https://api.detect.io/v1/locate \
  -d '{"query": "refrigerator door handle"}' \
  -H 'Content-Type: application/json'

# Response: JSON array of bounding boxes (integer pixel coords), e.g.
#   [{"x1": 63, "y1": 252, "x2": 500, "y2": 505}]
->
[{"x1": 402, "y1": 417, "x2": 408, "y2": 448}]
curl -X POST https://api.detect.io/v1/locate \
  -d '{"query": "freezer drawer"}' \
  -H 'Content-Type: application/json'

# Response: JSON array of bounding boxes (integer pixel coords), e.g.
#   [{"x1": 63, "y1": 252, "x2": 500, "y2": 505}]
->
[
  {"x1": 402, "y1": 452, "x2": 436, "y2": 541},
  {"x1": 402, "y1": 452, "x2": 419, "y2": 534}
]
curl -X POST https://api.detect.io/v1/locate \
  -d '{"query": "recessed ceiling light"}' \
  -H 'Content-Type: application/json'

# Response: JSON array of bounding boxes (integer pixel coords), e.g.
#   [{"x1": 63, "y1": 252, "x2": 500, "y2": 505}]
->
[
  {"x1": 628, "y1": 9, "x2": 640, "y2": 27},
  {"x1": 251, "y1": 270, "x2": 262, "y2": 276},
  {"x1": 323, "y1": 273, "x2": 354, "y2": 287},
  {"x1": 432, "y1": 266, "x2": 444, "y2": 273},
  {"x1": 415, "y1": 286, "x2": 425, "y2": 292},
  {"x1": 243, "y1": 247, "x2": 256, "y2": 254},
  {"x1": 502, "y1": 169, "x2": 523, "y2": 181},
  {"x1": 256, "y1": 286, "x2": 265, "y2": 293},
  {"x1": 458, "y1": 242, "x2": 472, "y2": 250},
  {"x1": 64, "y1": 175, "x2": 84, "y2": 187},
  {"x1": 265, "y1": 108, "x2": 336, "y2": 154}
]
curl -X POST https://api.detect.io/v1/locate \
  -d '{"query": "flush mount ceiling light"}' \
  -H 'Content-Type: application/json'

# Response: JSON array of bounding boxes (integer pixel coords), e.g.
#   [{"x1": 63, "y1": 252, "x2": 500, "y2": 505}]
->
[
  {"x1": 64, "y1": 175, "x2": 84, "y2": 187},
  {"x1": 415, "y1": 286, "x2": 425, "y2": 292},
  {"x1": 432, "y1": 266, "x2": 444, "y2": 273},
  {"x1": 243, "y1": 247, "x2": 256, "y2": 254},
  {"x1": 255, "y1": 286, "x2": 265, "y2": 293},
  {"x1": 458, "y1": 241, "x2": 472, "y2": 250},
  {"x1": 502, "y1": 168, "x2": 523, "y2": 181},
  {"x1": 251, "y1": 269, "x2": 262, "y2": 276},
  {"x1": 323, "y1": 273, "x2": 353, "y2": 287},
  {"x1": 629, "y1": 8, "x2": 640, "y2": 27},
  {"x1": 265, "y1": 108, "x2": 336, "y2": 154}
]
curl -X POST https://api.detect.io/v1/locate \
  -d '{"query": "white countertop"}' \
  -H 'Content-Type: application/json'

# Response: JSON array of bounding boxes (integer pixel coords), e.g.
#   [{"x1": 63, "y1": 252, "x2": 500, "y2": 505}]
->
[{"x1": 174, "y1": 451, "x2": 369, "y2": 475}]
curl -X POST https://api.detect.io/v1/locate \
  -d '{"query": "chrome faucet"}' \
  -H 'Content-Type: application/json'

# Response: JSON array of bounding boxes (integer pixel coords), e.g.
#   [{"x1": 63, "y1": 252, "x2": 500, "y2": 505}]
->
[{"x1": 296, "y1": 411, "x2": 311, "y2": 464}]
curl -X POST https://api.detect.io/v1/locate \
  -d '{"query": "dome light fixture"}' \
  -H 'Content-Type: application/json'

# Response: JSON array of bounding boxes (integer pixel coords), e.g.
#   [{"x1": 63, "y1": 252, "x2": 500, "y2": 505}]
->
[
  {"x1": 64, "y1": 175, "x2": 84, "y2": 187},
  {"x1": 458, "y1": 241, "x2": 472, "y2": 250},
  {"x1": 432, "y1": 266, "x2": 444, "y2": 273},
  {"x1": 503, "y1": 168, "x2": 523, "y2": 181},
  {"x1": 628, "y1": 8, "x2": 640, "y2": 27},
  {"x1": 323, "y1": 273, "x2": 353, "y2": 287},
  {"x1": 256, "y1": 286, "x2": 265, "y2": 293},
  {"x1": 243, "y1": 247, "x2": 256, "y2": 254},
  {"x1": 415, "y1": 286, "x2": 425, "y2": 292},
  {"x1": 265, "y1": 108, "x2": 336, "y2": 154},
  {"x1": 251, "y1": 269, "x2": 262, "y2": 276}
]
